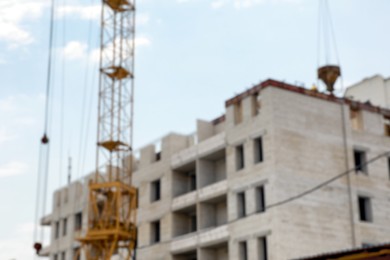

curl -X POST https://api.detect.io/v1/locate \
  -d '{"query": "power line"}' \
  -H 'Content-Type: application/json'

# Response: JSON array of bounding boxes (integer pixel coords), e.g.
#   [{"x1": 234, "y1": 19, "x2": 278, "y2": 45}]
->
[
  {"x1": 267, "y1": 151, "x2": 389, "y2": 209},
  {"x1": 136, "y1": 150, "x2": 390, "y2": 250}
]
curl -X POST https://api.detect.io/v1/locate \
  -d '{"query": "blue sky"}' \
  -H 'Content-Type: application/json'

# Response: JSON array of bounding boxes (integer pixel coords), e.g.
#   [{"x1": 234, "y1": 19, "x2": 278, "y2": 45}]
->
[{"x1": 0, "y1": 0, "x2": 389, "y2": 258}]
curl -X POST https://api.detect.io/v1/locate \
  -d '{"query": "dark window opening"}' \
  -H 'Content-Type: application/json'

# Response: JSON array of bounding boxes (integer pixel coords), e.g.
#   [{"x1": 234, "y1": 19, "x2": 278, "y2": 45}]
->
[
  {"x1": 256, "y1": 186, "x2": 266, "y2": 213},
  {"x1": 62, "y1": 218, "x2": 67, "y2": 236},
  {"x1": 258, "y1": 237, "x2": 268, "y2": 260},
  {"x1": 189, "y1": 171, "x2": 196, "y2": 191},
  {"x1": 236, "y1": 145, "x2": 245, "y2": 171},
  {"x1": 75, "y1": 212, "x2": 82, "y2": 231},
  {"x1": 151, "y1": 179, "x2": 161, "y2": 202},
  {"x1": 384, "y1": 116, "x2": 390, "y2": 136},
  {"x1": 388, "y1": 157, "x2": 390, "y2": 180},
  {"x1": 254, "y1": 137, "x2": 263, "y2": 163},
  {"x1": 237, "y1": 192, "x2": 246, "y2": 218},
  {"x1": 55, "y1": 221, "x2": 60, "y2": 239},
  {"x1": 61, "y1": 251, "x2": 65, "y2": 260},
  {"x1": 190, "y1": 214, "x2": 197, "y2": 232},
  {"x1": 354, "y1": 150, "x2": 368, "y2": 174},
  {"x1": 358, "y1": 196, "x2": 372, "y2": 222},
  {"x1": 155, "y1": 152, "x2": 161, "y2": 161},
  {"x1": 239, "y1": 241, "x2": 248, "y2": 260},
  {"x1": 151, "y1": 220, "x2": 160, "y2": 243}
]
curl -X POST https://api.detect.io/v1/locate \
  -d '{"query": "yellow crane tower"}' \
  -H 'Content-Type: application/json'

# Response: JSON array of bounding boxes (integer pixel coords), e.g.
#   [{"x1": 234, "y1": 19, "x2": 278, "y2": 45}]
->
[{"x1": 76, "y1": 0, "x2": 137, "y2": 259}]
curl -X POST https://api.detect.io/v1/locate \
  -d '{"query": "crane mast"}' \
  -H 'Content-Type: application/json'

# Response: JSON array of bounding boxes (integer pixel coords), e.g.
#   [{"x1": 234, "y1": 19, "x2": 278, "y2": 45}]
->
[{"x1": 77, "y1": 0, "x2": 137, "y2": 259}]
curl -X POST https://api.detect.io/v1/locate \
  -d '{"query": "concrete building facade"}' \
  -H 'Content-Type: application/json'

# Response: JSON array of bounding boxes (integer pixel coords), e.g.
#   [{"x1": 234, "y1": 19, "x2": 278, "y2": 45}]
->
[
  {"x1": 40, "y1": 176, "x2": 90, "y2": 260},
  {"x1": 345, "y1": 74, "x2": 390, "y2": 109},
  {"x1": 41, "y1": 79, "x2": 390, "y2": 260}
]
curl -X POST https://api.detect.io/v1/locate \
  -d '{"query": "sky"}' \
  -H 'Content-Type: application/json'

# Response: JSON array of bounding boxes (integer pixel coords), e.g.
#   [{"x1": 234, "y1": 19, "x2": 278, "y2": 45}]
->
[{"x1": 0, "y1": 0, "x2": 389, "y2": 259}]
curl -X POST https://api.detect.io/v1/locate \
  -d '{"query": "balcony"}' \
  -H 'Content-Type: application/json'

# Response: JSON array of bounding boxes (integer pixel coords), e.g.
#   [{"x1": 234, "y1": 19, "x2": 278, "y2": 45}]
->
[
  {"x1": 172, "y1": 191, "x2": 197, "y2": 211},
  {"x1": 172, "y1": 162, "x2": 197, "y2": 198},
  {"x1": 40, "y1": 213, "x2": 52, "y2": 226},
  {"x1": 199, "y1": 194, "x2": 227, "y2": 233},
  {"x1": 170, "y1": 225, "x2": 229, "y2": 254},
  {"x1": 171, "y1": 132, "x2": 226, "y2": 170},
  {"x1": 172, "y1": 205, "x2": 197, "y2": 238},
  {"x1": 198, "y1": 180, "x2": 227, "y2": 202},
  {"x1": 199, "y1": 225, "x2": 229, "y2": 246},
  {"x1": 170, "y1": 232, "x2": 198, "y2": 254},
  {"x1": 171, "y1": 146, "x2": 197, "y2": 170},
  {"x1": 199, "y1": 241, "x2": 228, "y2": 259},
  {"x1": 197, "y1": 132, "x2": 225, "y2": 157}
]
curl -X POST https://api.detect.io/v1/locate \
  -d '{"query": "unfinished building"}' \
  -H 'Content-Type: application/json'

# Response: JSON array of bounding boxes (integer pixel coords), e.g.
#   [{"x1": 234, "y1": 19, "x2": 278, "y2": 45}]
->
[
  {"x1": 345, "y1": 74, "x2": 390, "y2": 109},
  {"x1": 40, "y1": 79, "x2": 390, "y2": 260}
]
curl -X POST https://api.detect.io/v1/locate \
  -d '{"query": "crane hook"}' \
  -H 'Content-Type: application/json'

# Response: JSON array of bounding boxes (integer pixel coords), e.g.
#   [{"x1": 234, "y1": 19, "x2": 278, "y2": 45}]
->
[
  {"x1": 41, "y1": 133, "x2": 49, "y2": 144},
  {"x1": 33, "y1": 242, "x2": 42, "y2": 255}
]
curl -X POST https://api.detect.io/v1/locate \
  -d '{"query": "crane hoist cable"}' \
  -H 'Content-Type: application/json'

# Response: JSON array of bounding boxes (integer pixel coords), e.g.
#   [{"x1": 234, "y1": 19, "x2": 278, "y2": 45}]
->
[
  {"x1": 33, "y1": 0, "x2": 57, "y2": 255},
  {"x1": 77, "y1": 1, "x2": 96, "y2": 180},
  {"x1": 58, "y1": 0, "x2": 67, "y2": 188},
  {"x1": 315, "y1": 0, "x2": 345, "y2": 97}
]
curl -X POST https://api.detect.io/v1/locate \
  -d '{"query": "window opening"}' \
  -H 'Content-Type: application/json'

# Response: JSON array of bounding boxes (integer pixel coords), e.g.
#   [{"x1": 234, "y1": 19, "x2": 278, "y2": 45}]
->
[
  {"x1": 151, "y1": 179, "x2": 161, "y2": 202},
  {"x1": 74, "y1": 212, "x2": 82, "y2": 231},
  {"x1": 358, "y1": 196, "x2": 372, "y2": 222},
  {"x1": 254, "y1": 137, "x2": 263, "y2": 163},
  {"x1": 237, "y1": 192, "x2": 246, "y2": 218},
  {"x1": 189, "y1": 171, "x2": 196, "y2": 191},
  {"x1": 151, "y1": 220, "x2": 160, "y2": 243},
  {"x1": 252, "y1": 92, "x2": 261, "y2": 116},
  {"x1": 239, "y1": 241, "x2": 248, "y2": 260},
  {"x1": 190, "y1": 214, "x2": 197, "y2": 232},
  {"x1": 256, "y1": 186, "x2": 266, "y2": 213},
  {"x1": 236, "y1": 145, "x2": 245, "y2": 171},
  {"x1": 234, "y1": 101, "x2": 243, "y2": 125},
  {"x1": 354, "y1": 150, "x2": 368, "y2": 174},
  {"x1": 62, "y1": 218, "x2": 67, "y2": 236},
  {"x1": 350, "y1": 108, "x2": 363, "y2": 131},
  {"x1": 55, "y1": 221, "x2": 60, "y2": 239},
  {"x1": 384, "y1": 116, "x2": 390, "y2": 136},
  {"x1": 258, "y1": 236, "x2": 268, "y2": 260}
]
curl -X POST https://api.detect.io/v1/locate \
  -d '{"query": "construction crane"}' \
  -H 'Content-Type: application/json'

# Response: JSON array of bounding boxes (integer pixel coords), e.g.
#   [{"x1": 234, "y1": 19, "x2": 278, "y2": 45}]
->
[{"x1": 75, "y1": 0, "x2": 137, "y2": 259}]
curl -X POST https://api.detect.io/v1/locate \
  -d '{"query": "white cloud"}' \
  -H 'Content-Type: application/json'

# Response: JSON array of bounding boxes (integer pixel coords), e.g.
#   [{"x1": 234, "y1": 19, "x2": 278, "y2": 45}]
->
[
  {"x1": 0, "y1": 161, "x2": 28, "y2": 178},
  {"x1": 234, "y1": 0, "x2": 265, "y2": 9},
  {"x1": 57, "y1": 4, "x2": 101, "y2": 20},
  {"x1": 0, "y1": 23, "x2": 33, "y2": 47},
  {"x1": 211, "y1": 0, "x2": 228, "y2": 9},
  {"x1": 0, "y1": 0, "x2": 48, "y2": 47},
  {"x1": 62, "y1": 41, "x2": 88, "y2": 60}
]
